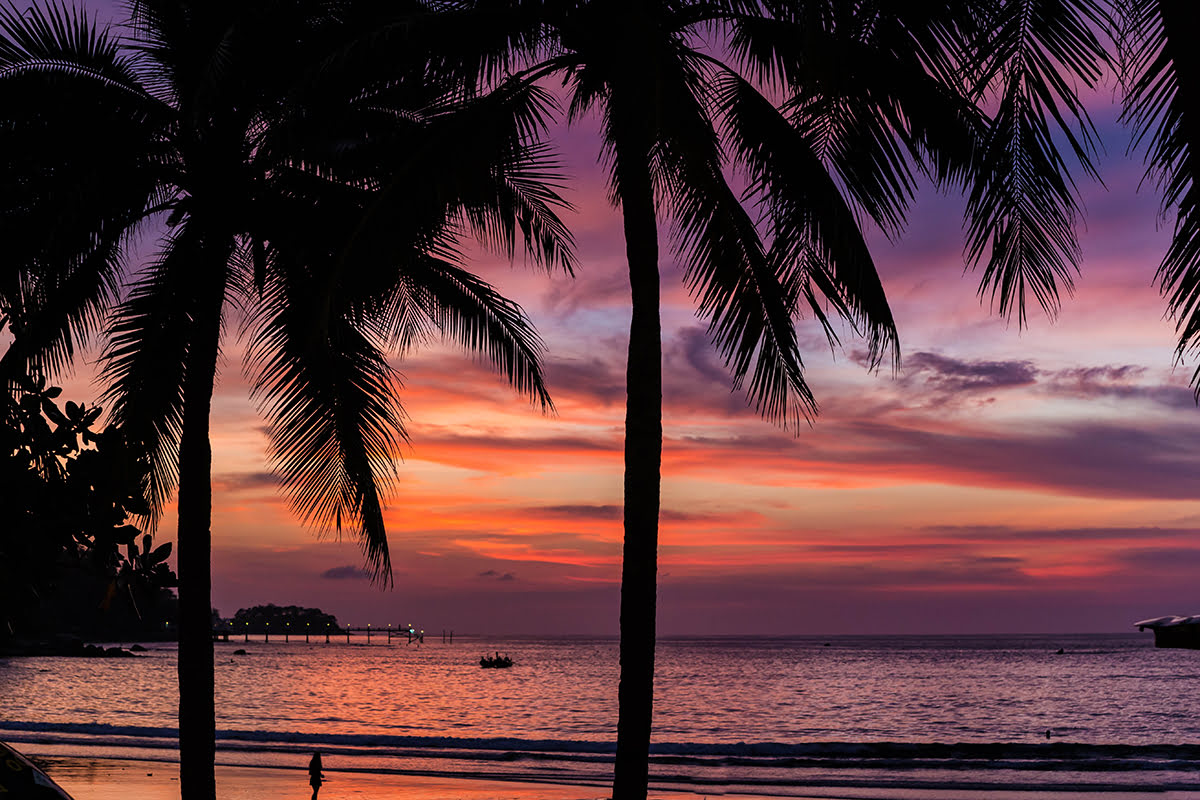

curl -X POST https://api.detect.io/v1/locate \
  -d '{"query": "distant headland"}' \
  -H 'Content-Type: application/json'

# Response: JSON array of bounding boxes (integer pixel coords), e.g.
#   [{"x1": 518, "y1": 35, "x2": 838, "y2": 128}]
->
[{"x1": 214, "y1": 604, "x2": 342, "y2": 635}]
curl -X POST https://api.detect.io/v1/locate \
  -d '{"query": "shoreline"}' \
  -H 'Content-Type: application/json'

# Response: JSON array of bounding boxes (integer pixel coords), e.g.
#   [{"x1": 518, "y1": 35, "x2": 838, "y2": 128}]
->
[{"x1": 24, "y1": 751, "x2": 1200, "y2": 800}]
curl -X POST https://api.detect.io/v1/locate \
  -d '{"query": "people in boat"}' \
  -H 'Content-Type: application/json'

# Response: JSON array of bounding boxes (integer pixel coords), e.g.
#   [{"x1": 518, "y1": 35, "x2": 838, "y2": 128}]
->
[{"x1": 480, "y1": 652, "x2": 513, "y2": 667}]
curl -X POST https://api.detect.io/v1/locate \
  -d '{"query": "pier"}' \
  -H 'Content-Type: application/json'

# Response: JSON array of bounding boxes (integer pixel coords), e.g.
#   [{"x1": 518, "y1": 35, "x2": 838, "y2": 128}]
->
[{"x1": 212, "y1": 624, "x2": 452, "y2": 645}]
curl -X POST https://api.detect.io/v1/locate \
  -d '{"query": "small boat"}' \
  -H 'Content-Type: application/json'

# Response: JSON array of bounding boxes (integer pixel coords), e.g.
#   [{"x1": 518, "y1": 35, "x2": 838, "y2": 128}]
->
[
  {"x1": 0, "y1": 741, "x2": 76, "y2": 798},
  {"x1": 480, "y1": 653, "x2": 513, "y2": 668},
  {"x1": 1135, "y1": 615, "x2": 1200, "y2": 649}
]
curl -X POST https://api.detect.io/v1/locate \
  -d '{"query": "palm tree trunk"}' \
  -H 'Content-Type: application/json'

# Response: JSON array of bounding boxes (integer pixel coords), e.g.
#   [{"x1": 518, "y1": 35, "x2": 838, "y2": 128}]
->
[
  {"x1": 176, "y1": 259, "x2": 226, "y2": 800},
  {"x1": 611, "y1": 125, "x2": 662, "y2": 800}
]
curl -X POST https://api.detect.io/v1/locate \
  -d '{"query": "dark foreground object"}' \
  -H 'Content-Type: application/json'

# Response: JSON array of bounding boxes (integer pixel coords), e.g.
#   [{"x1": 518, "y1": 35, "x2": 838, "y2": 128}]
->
[
  {"x1": 1136, "y1": 615, "x2": 1200, "y2": 648},
  {"x1": 0, "y1": 742, "x2": 75, "y2": 799},
  {"x1": 0, "y1": 638, "x2": 139, "y2": 658}
]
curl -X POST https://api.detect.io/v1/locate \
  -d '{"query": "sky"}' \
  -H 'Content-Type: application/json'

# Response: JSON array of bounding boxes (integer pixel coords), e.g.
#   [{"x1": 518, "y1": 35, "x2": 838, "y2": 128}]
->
[{"x1": 30, "y1": 7, "x2": 1200, "y2": 636}]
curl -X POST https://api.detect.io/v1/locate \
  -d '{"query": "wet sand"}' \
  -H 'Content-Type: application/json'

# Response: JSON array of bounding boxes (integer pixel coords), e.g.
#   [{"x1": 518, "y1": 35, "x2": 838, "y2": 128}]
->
[
  {"x1": 40, "y1": 756, "x2": 610, "y2": 800},
  {"x1": 35, "y1": 755, "x2": 1200, "y2": 800}
]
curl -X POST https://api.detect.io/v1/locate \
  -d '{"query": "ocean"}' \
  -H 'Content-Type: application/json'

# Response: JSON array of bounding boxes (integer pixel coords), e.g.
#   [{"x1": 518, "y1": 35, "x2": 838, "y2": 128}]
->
[{"x1": 3, "y1": 633, "x2": 1200, "y2": 795}]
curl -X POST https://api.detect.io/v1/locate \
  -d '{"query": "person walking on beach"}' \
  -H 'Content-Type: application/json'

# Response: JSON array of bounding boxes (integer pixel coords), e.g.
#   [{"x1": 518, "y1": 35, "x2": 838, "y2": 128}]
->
[{"x1": 308, "y1": 752, "x2": 324, "y2": 799}]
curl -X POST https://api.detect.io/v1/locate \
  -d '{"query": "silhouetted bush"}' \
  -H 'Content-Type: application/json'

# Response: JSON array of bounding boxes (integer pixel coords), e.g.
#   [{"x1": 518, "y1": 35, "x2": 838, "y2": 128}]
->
[{"x1": 0, "y1": 373, "x2": 178, "y2": 642}]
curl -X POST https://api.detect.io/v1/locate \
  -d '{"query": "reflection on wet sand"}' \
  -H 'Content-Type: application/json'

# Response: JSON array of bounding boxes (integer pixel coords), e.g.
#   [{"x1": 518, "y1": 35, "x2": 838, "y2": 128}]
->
[{"x1": 44, "y1": 757, "x2": 616, "y2": 800}]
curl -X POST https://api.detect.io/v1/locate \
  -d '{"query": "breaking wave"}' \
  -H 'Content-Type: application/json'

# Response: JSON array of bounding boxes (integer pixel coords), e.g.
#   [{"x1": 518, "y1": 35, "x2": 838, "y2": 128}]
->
[{"x1": 5, "y1": 720, "x2": 1200, "y2": 770}]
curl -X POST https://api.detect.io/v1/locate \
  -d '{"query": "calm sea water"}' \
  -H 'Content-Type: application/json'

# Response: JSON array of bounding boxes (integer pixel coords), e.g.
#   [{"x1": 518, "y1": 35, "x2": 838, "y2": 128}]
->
[{"x1": 4, "y1": 633, "x2": 1200, "y2": 794}]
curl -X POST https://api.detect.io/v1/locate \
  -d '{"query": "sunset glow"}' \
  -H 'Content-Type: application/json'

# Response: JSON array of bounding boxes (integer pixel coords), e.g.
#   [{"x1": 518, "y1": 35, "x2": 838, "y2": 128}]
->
[{"x1": 31, "y1": 22, "x2": 1200, "y2": 637}]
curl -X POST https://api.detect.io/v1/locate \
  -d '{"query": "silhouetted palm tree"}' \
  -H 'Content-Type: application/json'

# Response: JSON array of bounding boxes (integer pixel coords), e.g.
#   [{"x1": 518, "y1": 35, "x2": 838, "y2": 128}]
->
[
  {"x1": 0, "y1": 2, "x2": 573, "y2": 798},
  {"x1": 436, "y1": 1, "x2": 1108, "y2": 797},
  {"x1": 1115, "y1": 0, "x2": 1200, "y2": 387}
]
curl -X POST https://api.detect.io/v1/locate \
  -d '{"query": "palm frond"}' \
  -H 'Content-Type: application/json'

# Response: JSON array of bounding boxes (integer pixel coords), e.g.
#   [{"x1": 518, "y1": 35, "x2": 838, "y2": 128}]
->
[
  {"x1": 732, "y1": 9, "x2": 914, "y2": 236},
  {"x1": 263, "y1": 68, "x2": 575, "y2": 278},
  {"x1": 0, "y1": 0, "x2": 167, "y2": 380},
  {"x1": 716, "y1": 70, "x2": 900, "y2": 375},
  {"x1": 247, "y1": 255, "x2": 406, "y2": 585},
  {"x1": 100, "y1": 230, "x2": 199, "y2": 523},
  {"x1": 399, "y1": 255, "x2": 554, "y2": 410},
  {"x1": 0, "y1": 240, "x2": 123, "y2": 382},
  {"x1": 432, "y1": 79, "x2": 577, "y2": 274},
  {"x1": 646, "y1": 53, "x2": 815, "y2": 427},
  {"x1": 250, "y1": 147, "x2": 555, "y2": 413},
  {"x1": 1116, "y1": 0, "x2": 1200, "y2": 390},
  {"x1": 730, "y1": 7, "x2": 984, "y2": 238},
  {"x1": 1, "y1": 0, "x2": 129, "y2": 80},
  {"x1": 964, "y1": 0, "x2": 1110, "y2": 325},
  {"x1": 425, "y1": 0, "x2": 565, "y2": 89}
]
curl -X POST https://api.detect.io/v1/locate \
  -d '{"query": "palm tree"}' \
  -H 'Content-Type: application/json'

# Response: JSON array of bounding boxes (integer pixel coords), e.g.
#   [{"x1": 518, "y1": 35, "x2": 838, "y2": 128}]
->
[
  {"x1": 0, "y1": 2, "x2": 574, "y2": 798},
  {"x1": 433, "y1": 1, "x2": 1109, "y2": 797}
]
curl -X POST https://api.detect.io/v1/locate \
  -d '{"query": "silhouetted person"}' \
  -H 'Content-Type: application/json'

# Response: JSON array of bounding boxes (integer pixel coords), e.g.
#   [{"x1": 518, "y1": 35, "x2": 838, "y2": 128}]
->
[
  {"x1": 308, "y1": 752, "x2": 324, "y2": 799},
  {"x1": 1045, "y1": 729, "x2": 1051, "y2": 739}
]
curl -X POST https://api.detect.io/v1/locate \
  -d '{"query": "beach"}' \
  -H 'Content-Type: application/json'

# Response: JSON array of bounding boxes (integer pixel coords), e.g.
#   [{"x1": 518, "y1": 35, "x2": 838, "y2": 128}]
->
[{"x1": 31, "y1": 753, "x2": 1200, "y2": 800}]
